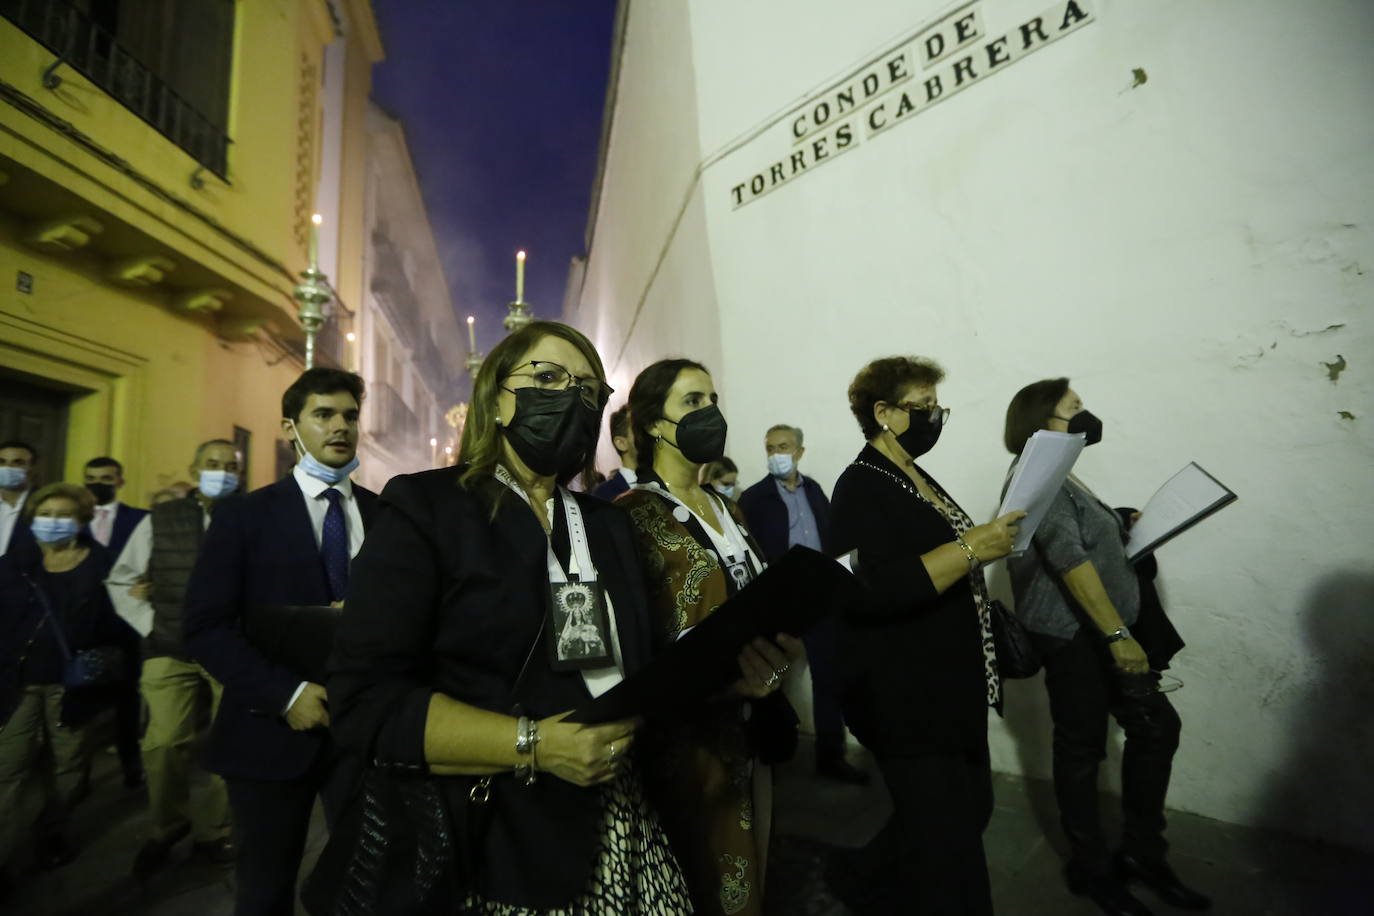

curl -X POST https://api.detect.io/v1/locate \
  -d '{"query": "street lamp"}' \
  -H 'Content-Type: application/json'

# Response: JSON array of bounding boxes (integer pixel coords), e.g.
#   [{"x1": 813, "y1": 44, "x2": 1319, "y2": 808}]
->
[
  {"x1": 293, "y1": 213, "x2": 331, "y2": 369},
  {"x1": 464, "y1": 315, "x2": 484, "y2": 378},
  {"x1": 503, "y1": 249, "x2": 534, "y2": 334}
]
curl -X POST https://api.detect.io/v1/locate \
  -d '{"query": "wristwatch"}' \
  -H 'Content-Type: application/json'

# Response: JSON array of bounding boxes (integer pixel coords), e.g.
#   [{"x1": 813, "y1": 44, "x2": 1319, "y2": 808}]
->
[{"x1": 1104, "y1": 626, "x2": 1131, "y2": 644}]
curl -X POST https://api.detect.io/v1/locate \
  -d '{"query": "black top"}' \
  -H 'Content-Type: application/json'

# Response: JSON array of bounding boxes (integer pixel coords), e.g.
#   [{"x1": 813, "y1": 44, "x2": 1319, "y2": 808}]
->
[
  {"x1": 0, "y1": 540, "x2": 127, "y2": 726},
  {"x1": 328, "y1": 467, "x2": 657, "y2": 908},
  {"x1": 830, "y1": 444, "x2": 988, "y2": 754}
]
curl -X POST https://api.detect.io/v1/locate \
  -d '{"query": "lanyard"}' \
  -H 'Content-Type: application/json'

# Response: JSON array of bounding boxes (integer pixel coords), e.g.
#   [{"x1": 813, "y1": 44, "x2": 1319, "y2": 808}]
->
[{"x1": 493, "y1": 466, "x2": 597, "y2": 585}]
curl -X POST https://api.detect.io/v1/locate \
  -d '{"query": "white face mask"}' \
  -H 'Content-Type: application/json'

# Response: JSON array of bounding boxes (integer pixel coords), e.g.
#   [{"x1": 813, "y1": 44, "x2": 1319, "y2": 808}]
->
[
  {"x1": 290, "y1": 420, "x2": 359, "y2": 485},
  {"x1": 767, "y1": 453, "x2": 795, "y2": 478},
  {"x1": 198, "y1": 469, "x2": 240, "y2": 499},
  {"x1": 0, "y1": 466, "x2": 28, "y2": 489},
  {"x1": 714, "y1": 483, "x2": 737, "y2": 500}
]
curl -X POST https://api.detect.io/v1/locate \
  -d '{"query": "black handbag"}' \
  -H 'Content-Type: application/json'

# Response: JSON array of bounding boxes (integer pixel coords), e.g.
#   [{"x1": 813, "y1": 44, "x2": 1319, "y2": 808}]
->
[
  {"x1": 22, "y1": 573, "x2": 125, "y2": 689},
  {"x1": 304, "y1": 620, "x2": 547, "y2": 916},
  {"x1": 990, "y1": 599, "x2": 1042, "y2": 679}
]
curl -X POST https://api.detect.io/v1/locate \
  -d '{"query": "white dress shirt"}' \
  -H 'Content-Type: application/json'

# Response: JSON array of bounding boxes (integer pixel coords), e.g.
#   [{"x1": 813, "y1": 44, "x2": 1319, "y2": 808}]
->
[
  {"x1": 0, "y1": 489, "x2": 30, "y2": 555},
  {"x1": 91, "y1": 501, "x2": 119, "y2": 546},
  {"x1": 105, "y1": 506, "x2": 211, "y2": 637},
  {"x1": 284, "y1": 464, "x2": 366, "y2": 712},
  {"x1": 291, "y1": 464, "x2": 365, "y2": 559}
]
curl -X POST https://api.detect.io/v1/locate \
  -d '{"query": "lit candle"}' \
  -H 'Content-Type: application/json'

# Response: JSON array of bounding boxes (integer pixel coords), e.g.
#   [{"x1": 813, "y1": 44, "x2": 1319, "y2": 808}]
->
[
  {"x1": 516, "y1": 249, "x2": 526, "y2": 303},
  {"x1": 467, "y1": 315, "x2": 476, "y2": 353},
  {"x1": 309, "y1": 213, "x2": 322, "y2": 268}
]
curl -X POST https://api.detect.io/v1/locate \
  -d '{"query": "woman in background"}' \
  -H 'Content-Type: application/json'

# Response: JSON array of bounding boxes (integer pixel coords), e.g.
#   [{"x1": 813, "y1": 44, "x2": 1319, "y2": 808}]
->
[
  {"x1": 1003, "y1": 379, "x2": 1208, "y2": 916},
  {"x1": 700, "y1": 457, "x2": 740, "y2": 503}
]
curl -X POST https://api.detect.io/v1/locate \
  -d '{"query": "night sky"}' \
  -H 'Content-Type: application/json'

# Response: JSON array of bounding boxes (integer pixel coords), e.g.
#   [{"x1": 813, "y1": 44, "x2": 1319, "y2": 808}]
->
[{"x1": 369, "y1": 0, "x2": 619, "y2": 371}]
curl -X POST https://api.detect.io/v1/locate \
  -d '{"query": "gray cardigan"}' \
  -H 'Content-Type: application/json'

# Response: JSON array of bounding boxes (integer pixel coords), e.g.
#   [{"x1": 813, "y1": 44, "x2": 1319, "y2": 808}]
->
[{"x1": 1007, "y1": 474, "x2": 1140, "y2": 641}]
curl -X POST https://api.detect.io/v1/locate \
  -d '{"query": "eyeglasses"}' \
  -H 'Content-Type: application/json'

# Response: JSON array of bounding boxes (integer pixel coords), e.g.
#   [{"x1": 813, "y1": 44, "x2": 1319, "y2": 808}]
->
[
  {"x1": 898, "y1": 403, "x2": 951, "y2": 426},
  {"x1": 504, "y1": 360, "x2": 613, "y2": 409}
]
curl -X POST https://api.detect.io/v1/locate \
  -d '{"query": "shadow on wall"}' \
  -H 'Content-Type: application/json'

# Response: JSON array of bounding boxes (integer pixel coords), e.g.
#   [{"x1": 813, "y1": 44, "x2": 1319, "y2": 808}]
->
[{"x1": 1255, "y1": 569, "x2": 1374, "y2": 907}]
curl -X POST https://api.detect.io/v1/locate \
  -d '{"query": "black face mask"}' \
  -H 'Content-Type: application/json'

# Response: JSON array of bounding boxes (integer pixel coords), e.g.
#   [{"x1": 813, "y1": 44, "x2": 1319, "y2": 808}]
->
[
  {"x1": 893, "y1": 408, "x2": 944, "y2": 458},
  {"x1": 1064, "y1": 410, "x2": 1103, "y2": 446},
  {"x1": 502, "y1": 387, "x2": 603, "y2": 477},
  {"x1": 663, "y1": 404, "x2": 728, "y2": 464},
  {"x1": 86, "y1": 482, "x2": 116, "y2": 505}
]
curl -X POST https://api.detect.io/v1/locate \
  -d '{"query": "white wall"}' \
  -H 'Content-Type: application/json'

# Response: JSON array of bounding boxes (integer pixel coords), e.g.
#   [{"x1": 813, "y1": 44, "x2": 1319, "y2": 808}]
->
[{"x1": 571, "y1": 0, "x2": 1374, "y2": 852}]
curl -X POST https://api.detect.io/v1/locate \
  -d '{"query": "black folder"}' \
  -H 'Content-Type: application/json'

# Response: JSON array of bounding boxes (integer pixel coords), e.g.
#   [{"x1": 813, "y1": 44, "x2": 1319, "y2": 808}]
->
[
  {"x1": 567, "y1": 546, "x2": 862, "y2": 724},
  {"x1": 244, "y1": 604, "x2": 341, "y2": 685}
]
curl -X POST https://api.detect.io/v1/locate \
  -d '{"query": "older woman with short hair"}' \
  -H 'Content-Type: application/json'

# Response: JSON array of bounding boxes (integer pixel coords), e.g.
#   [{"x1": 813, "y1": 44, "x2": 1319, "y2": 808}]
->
[
  {"x1": 1003, "y1": 379, "x2": 1209, "y2": 916},
  {"x1": 829, "y1": 356, "x2": 1024, "y2": 915},
  {"x1": 0, "y1": 482, "x2": 125, "y2": 894}
]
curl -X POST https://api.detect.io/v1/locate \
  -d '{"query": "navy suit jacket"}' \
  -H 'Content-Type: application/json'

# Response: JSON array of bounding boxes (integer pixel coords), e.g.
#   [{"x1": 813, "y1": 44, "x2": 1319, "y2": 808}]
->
[
  {"x1": 738, "y1": 473, "x2": 833, "y2": 564},
  {"x1": 183, "y1": 474, "x2": 377, "y2": 780},
  {"x1": 99, "y1": 502, "x2": 147, "y2": 563},
  {"x1": 590, "y1": 468, "x2": 632, "y2": 502}
]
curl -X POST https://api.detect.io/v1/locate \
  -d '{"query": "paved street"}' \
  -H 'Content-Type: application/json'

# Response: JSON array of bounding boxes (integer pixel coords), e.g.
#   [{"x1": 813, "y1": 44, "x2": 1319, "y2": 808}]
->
[{"x1": 6, "y1": 731, "x2": 1371, "y2": 915}]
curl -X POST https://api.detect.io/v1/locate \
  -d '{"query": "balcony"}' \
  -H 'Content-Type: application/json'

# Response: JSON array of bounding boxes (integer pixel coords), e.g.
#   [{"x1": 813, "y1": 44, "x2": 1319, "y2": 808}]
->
[
  {"x1": 371, "y1": 380, "x2": 422, "y2": 451},
  {"x1": 1, "y1": 0, "x2": 232, "y2": 177}
]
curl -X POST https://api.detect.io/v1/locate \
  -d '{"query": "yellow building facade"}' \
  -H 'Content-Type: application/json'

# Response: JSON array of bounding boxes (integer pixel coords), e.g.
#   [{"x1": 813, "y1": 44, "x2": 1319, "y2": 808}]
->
[{"x1": 0, "y1": 0, "x2": 382, "y2": 499}]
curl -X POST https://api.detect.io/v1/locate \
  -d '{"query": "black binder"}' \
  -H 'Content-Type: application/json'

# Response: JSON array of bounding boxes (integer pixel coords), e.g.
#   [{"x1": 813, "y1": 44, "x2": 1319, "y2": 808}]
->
[
  {"x1": 567, "y1": 546, "x2": 862, "y2": 724},
  {"x1": 244, "y1": 604, "x2": 341, "y2": 685}
]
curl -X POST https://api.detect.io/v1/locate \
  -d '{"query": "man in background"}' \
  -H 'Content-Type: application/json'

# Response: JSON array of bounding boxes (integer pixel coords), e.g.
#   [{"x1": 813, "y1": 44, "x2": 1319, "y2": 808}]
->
[
  {"x1": 84, "y1": 455, "x2": 149, "y2": 789},
  {"x1": 0, "y1": 440, "x2": 38, "y2": 556},
  {"x1": 739, "y1": 424, "x2": 868, "y2": 785},
  {"x1": 84, "y1": 457, "x2": 147, "y2": 561},
  {"x1": 592, "y1": 404, "x2": 637, "y2": 500},
  {"x1": 106, "y1": 440, "x2": 242, "y2": 876}
]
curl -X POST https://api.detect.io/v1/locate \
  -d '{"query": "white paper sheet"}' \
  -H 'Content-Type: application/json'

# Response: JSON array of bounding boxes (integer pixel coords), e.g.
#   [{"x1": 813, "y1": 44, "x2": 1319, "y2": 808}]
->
[
  {"x1": 998, "y1": 431, "x2": 1086, "y2": 556},
  {"x1": 1125, "y1": 462, "x2": 1236, "y2": 560}
]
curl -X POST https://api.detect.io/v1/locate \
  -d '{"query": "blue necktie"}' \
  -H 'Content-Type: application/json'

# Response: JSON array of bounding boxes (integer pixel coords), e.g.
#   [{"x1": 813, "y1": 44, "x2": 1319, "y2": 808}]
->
[{"x1": 320, "y1": 489, "x2": 349, "y2": 602}]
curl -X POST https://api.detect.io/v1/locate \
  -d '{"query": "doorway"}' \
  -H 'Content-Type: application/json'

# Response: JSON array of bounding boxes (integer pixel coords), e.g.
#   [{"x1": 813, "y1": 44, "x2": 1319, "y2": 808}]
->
[{"x1": 0, "y1": 370, "x2": 71, "y2": 488}]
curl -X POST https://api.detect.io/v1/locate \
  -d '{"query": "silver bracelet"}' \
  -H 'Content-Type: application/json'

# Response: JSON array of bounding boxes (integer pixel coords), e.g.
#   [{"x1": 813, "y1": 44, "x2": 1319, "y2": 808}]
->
[{"x1": 514, "y1": 716, "x2": 540, "y2": 786}]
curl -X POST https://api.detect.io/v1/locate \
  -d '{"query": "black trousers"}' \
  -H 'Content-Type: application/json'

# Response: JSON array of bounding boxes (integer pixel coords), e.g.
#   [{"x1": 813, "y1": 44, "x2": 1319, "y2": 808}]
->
[
  {"x1": 804, "y1": 614, "x2": 847, "y2": 763},
  {"x1": 1039, "y1": 627, "x2": 1181, "y2": 876},
  {"x1": 225, "y1": 748, "x2": 350, "y2": 916},
  {"x1": 857, "y1": 715, "x2": 995, "y2": 915}
]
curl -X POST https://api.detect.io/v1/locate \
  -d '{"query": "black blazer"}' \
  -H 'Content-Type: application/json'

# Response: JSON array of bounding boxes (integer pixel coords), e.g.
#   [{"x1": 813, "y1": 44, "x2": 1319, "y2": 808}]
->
[
  {"x1": 183, "y1": 474, "x2": 377, "y2": 781},
  {"x1": 830, "y1": 445, "x2": 988, "y2": 754},
  {"x1": 738, "y1": 473, "x2": 832, "y2": 563},
  {"x1": 590, "y1": 468, "x2": 631, "y2": 501},
  {"x1": 328, "y1": 467, "x2": 656, "y2": 909}
]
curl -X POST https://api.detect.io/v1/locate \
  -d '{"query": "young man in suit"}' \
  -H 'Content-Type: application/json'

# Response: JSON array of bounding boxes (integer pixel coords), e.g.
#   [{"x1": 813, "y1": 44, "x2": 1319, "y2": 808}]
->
[
  {"x1": 590, "y1": 404, "x2": 637, "y2": 500},
  {"x1": 738, "y1": 424, "x2": 868, "y2": 785},
  {"x1": 106, "y1": 440, "x2": 244, "y2": 873},
  {"x1": 184, "y1": 368, "x2": 376, "y2": 916},
  {"x1": 83, "y1": 455, "x2": 150, "y2": 788},
  {"x1": 83, "y1": 457, "x2": 148, "y2": 561}
]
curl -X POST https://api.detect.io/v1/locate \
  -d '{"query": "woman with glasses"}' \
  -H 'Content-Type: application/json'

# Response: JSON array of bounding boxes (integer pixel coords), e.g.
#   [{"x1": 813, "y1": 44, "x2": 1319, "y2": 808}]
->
[
  {"x1": 1002, "y1": 380, "x2": 1208, "y2": 916},
  {"x1": 619, "y1": 358, "x2": 802, "y2": 916},
  {"x1": 320, "y1": 322, "x2": 691, "y2": 913},
  {"x1": 828, "y1": 356, "x2": 1024, "y2": 915}
]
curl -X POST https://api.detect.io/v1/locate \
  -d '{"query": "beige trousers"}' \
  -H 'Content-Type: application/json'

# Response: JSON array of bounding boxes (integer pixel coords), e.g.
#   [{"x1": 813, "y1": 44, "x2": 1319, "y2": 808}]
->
[
  {"x1": 139, "y1": 656, "x2": 231, "y2": 842},
  {"x1": 0, "y1": 685, "x2": 93, "y2": 866}
]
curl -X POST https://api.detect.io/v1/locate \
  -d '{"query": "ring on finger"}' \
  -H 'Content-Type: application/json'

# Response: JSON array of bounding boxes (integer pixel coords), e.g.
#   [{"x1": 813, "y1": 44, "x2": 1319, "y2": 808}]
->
[
  {"x1": 607, "y1": 742, "x2": 618, "y2": 765},
  {"x1": 764, "y1": 672, "x2": 781, "y2": 689}
]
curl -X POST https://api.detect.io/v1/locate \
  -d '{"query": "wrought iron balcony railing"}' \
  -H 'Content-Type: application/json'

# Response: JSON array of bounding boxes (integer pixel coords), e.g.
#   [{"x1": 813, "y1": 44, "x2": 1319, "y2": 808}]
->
[{"x1": 2, "y1": 0, "x2": 231, "y2": 177}]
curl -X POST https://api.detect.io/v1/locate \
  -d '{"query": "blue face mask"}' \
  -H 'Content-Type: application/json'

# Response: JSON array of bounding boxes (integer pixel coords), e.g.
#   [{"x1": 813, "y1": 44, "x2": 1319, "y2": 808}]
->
[
  {"x1": 767, "y1": 453, "x2": 795, "y2": 478},
  {"x1": 32, "y1": 517, "x2": 81, "y2": 544},
  {"x1": 291, "y1": 422, "x2": 359, "y2": 485},
  {"x1": 0, "y1": 466, "x2": 28, "y2": 489},
  {"x1": 198, "y1": 469, "x2": 240, "y2": 499}
]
